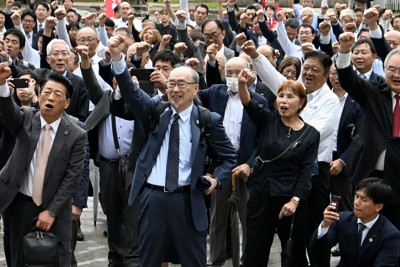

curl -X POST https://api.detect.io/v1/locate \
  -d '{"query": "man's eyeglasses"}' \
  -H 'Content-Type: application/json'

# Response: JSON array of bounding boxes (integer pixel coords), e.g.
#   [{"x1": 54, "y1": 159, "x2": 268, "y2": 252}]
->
[
  {"x1": 203, "y1": 31, "x2": 222, "y2": 40},
  {"x1": 22, "y1": 19, "x2": 35, "y2": 24},
  {"x1": 49, "y1": 50, "x2": 69, "y2": 58},
  {"x1": 386, "y1": 66, "x2": 400, "y2": 76},
  {"x1": 166, "y1": 81, "x2": 197, "y2": 89}
]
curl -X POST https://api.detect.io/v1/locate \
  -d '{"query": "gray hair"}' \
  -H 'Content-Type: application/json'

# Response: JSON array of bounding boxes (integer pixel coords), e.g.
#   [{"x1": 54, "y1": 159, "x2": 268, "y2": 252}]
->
[
  {"x1": 340, "y1": 9, "x2": 356, "y2": 22},
  {"x1": 46, "y1": 39, "x2": 69, "y2": 56},
  {"x1": 384, "y1": 48, "x2": 400, "y2": 68}
]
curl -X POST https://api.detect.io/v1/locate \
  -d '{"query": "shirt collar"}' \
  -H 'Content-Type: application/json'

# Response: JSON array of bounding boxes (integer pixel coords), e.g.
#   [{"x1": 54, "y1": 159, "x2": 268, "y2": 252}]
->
[
  {"x1": 171, "y1": 104, "x2": 193, "y2": 123},
  {"x1": 39, "y1": 115, "x2": 62, "y2": 133},
  {"x1": 358, "y1": 214, "x2": 379, "y2": 229}
]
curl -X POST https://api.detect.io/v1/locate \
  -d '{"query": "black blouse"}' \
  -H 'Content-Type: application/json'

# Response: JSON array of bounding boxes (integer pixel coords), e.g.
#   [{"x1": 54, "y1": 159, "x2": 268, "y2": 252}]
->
[{"x1": 245, "y1": 95, "x2": 320, "y2": 200}]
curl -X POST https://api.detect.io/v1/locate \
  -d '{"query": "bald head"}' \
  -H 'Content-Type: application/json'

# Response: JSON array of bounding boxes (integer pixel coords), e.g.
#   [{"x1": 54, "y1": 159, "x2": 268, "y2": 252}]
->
[
  {"x1": 257, "y1": 45, "x2": 277, "y2": 67},
  {"x1": 385, "y1": 31, "x2": 400, "y2": 49}
]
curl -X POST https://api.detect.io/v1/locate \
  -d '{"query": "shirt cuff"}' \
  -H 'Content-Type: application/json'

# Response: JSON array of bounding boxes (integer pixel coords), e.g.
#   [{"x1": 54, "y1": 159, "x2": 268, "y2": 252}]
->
[
  {"x1": 317, "y1": 223, "x2": 329, "y2": 239},
  {"x1": 336, "y1": 52, "x2": 351, "y2": 69},
  {"x1": 114, "y1": 88, "x2": 122, "y2": 100},
  {"x1": 176, "y1": 20, "x2": 187, "y2": 30},
  {"x1": 320, "y1": 34, "x2": 330, "y2": 44},
  {"x1": 111, "y1": 56, "x2": 126, "y2": 75},
  {"x1": 0, "y1": 83, "x2": 11, "y2": 97},
  {"x1": 370, "y1": 27, "x2": 382, "y2": 39}
]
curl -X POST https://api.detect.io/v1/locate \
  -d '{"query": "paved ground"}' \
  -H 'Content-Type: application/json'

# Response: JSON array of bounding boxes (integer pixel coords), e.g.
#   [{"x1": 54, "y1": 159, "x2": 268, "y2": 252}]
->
[{"x1": 0, "y1": 196, "x2": 341, "y2": 266}]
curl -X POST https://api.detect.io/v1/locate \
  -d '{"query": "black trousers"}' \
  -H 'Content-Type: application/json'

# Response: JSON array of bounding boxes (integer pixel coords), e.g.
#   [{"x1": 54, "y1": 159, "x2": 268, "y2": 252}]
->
[
  {"x1": 9, "y1": 193, "x2": 71, "y2": 267},
  {"x1": 243, "y1": 187, "x2": 308, "y2": 267},
  {"x1": 307, "y1": 162, "x2": 331, "y2": 267},
  {"x1": 99, "y1": 158, "x2": 140, "y2": 267}
]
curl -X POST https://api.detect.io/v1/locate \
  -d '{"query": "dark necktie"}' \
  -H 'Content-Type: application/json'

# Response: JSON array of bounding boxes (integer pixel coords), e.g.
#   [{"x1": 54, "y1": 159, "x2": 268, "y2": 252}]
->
[
  {"x1": 358, "y1": 223, "x2": 367, "y2": 247},
  {"x1": 38, "y1": 23, "x2": 42, "y2": 32},
  {"x1": 165, "y1": 113, "x2": 180, "y2": 192},
  {"x1": 393, "y1": 95, "x2": 400, "y2": 137}
]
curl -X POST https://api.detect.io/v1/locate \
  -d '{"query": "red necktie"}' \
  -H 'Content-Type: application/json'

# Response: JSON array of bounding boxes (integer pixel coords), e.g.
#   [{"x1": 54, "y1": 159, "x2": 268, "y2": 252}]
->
[{"x1": 393, "y1": 95, "x2": 400, "y2": 137}]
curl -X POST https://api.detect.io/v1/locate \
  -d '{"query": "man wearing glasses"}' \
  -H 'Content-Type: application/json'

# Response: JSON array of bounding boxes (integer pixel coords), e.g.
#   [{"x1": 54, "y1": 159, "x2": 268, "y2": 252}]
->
[
  {"x1": 108, "y1": 35, "x2": 236, "y2": 267},
  {"x1": 335, "y1": 8, "x2": 400, "y2": 231},
  {"x1": 35, "y1": 39, "x2": 89, "y2": 122},
  {"x1": 21, "y1": 9, "x2": 38, "y2": 50}
]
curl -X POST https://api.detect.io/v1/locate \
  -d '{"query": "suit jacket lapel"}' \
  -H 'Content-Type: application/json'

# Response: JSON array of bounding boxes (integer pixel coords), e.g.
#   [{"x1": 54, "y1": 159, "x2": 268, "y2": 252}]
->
[
  {"x1": 338, "y1": 97, "x2": 353, "y2": 131},
  {"x1": 358, "y1": 216, "x2": 384, "y2": 262},
  {"x1": 382, "y1": 89, "x2": 393, "y2": 128},
  {"x1": 190, "y1": 106, "x2": 200, "y2": 165},
  {"x1": 217, "y1": 88, "x2": 229, "y2": 117},
  {"x1": 153, "y1": 109, "x2": 172, "y2": 157},
  {"x1": 28, "y1": 114, "x2": 42, "y2": 169},
  {"x1": 44, "y1": 117, "x2": 70, "y2": 183}
]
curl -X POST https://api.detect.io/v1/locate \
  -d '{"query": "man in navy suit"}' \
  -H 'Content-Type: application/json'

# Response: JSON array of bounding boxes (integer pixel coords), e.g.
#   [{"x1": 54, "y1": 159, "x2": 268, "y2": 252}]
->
[
  {"x1": 108, "y1": 35, "x2": 237, "y2": 267},
  {"x1": 310, "y1": 177, "x2": 400, "y2": 266},
  {"x1": 197, "y1": 57, "x2": 268, "y2": 266}
]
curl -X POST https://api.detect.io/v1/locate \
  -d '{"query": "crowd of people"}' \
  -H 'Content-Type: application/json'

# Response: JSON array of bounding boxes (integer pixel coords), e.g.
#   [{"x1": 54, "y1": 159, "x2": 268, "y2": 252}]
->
[{"x1": 1, "y1": 0, "x2": 400, "y2": 266}]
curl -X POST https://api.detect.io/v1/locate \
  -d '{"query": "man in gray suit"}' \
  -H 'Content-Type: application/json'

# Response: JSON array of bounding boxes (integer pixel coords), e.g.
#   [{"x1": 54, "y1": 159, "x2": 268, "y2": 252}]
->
[{"x1": 0, "y1": 63, "x2": 87, "y2": 267}]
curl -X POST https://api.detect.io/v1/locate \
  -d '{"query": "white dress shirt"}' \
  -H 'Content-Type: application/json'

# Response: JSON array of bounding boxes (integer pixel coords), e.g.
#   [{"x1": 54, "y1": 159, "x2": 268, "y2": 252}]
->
[
  {"x1": 223, "y1": 91, "x2": 243, "y2": 152},
  {"x1": 253, "y1": 53, "x2": 340, "y2": 163}
]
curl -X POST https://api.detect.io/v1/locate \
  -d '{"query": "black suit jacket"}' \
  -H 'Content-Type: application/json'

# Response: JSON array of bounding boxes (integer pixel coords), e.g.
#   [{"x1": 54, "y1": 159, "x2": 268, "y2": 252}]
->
[
  {"x1": 0, "y1": 96, "x2": 87, "y2": 242},
  {"x1": 310, "y1": 212, "x2": 400, "y2": 267},
  {"x1": 34, "y1": 69, "x2": 89, "y2": 121},
  {"x1": 336, "y1": 95, "x2": 363, "y2": 166},
  {"x1": 337, "y1": 64, "x2": 400, "y2": 203}
]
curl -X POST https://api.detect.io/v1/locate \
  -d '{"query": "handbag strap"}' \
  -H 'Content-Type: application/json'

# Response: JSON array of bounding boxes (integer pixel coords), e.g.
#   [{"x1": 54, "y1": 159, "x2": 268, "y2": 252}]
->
[
  {"x1": 258, "y1": 124, "x2": 310, "y2": 164},
  {"x1": 288, "y1": 213, "x2": 295, "y2": 241}
]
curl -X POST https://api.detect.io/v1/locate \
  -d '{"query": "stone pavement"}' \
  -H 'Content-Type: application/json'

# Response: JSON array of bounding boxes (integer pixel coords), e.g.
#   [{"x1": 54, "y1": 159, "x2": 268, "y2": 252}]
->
[{"x1": 0, "y1": 196, "x2": 341, "y2": 266}]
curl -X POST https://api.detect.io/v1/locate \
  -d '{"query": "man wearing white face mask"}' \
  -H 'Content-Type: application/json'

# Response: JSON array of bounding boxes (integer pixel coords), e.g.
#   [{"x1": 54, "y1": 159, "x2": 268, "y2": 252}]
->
[{"x1": 197, "y1": 57, "x2": 269, "y2": 267}]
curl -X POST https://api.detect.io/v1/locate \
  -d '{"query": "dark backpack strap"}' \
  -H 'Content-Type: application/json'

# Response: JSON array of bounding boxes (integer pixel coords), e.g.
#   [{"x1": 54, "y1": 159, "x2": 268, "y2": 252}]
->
[{"x1": 148, "y1": 100, "x2": 170, "y2": 134}]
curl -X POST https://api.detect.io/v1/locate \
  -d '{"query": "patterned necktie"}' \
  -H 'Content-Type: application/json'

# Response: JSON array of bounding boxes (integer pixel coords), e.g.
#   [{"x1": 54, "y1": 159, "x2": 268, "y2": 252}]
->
[
  {"x1": 38, "y1": 23, "x2": 42, "y2": 32},
  {"x1": 393, "y1": 95, "x2": 400, "y2": 137},
  {"x1": 358, "y1": 223, "x2": 367, "y2": 247},
  {"x1": 358, "y1": 73, "x2": 367, "y2": 80},
  {"x1": 32, "y1": 124, "x2": 52, "y2": 206},
  {"x1": 165, "y1": 114, "x2": 180, "y2": 192}
]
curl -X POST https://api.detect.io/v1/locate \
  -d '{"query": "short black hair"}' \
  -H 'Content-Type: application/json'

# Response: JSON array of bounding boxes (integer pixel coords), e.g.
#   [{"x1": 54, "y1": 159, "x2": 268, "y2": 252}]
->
[
  {"x1": 105, "y1": 18, "x2": 115, "y2": 28},
  {"x1": 42, "y1": 72, "x2": 74, "y2": 99},
  {"x1": 352, "y1": 38, "x2": 377, "y2": 55},
  {"x1": 355, "y1": 177, "x2": 392, "y2": 205},
  {"x1": 35, "y1": 2, "x2": 50, "y2": 12},
  {"x1": 153, "y1": 50, "x2": 180, "y2": 68},
  {"x1": 66, "y1": 8, "x2": 78, "y2": 16},
  {"x1": 67, "y1": 21, "x2": 80, "y2": 32},
  {"x1": 0, "y1": 10, "x2": 5, "y2": 17},
  {"x1": 266, "y1": 5, "x2": 276, "y2": 12},
  {"x1": 113, "y1": 5, "x2": 120, "y2": 13},
  {"x1": 4, "y1": 28, "x2": 25, "y2": 48},
  {"x1": 304, "y1": 50, "x2": 332, "y2": 72},
  {"x1": 18, "y1": 69, "x2": 41, "y2": 96},
  {"x1": 196, "y1": 4, "x2": 209, "y2": 15},
  {"x1": 285, "y1": 18, "x2": 300, "y2": 29},
  {"x1": 298, "y1": 23, "x2": 316, "y2": 35},
  {"x1": 201, "y1": 19, "x2": 224, "y2": 33},
  {"x1": 21, "y1": 9, "x2": 37, "y2": 22},
  {"x1": 11, "y1": 1, "x2": 22, "y2": 8}
]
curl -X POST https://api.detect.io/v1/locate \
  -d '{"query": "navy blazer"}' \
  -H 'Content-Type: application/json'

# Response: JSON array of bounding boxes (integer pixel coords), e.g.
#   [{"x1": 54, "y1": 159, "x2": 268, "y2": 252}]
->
[
  {"x1": 336, "y1": 95, "x2": 363, "y2": 165},
  {"x1": 197, "y1": 84, "x2": 267, "y2": 166},
  {"x1": 310, "y1": 212, "x2": 400, "y2": 267},
  {"x1": 114, "y1": 67, "x2": 237, "y2": 232}
]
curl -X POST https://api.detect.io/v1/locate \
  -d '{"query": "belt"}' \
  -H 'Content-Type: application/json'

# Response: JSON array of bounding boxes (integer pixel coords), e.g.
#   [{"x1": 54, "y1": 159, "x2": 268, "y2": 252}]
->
[
  {"x1": 100, "y1": 155, "x2": 120, "y2": 166},
  {"x1": 144, "y1": 183, "x2": 190, "y2": 193}
]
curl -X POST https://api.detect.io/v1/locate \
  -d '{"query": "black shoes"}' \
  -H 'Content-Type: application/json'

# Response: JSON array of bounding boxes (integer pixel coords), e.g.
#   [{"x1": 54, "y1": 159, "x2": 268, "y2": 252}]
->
[{"x1": 77, "y1": 227, "x2": 85, "y2": 241}]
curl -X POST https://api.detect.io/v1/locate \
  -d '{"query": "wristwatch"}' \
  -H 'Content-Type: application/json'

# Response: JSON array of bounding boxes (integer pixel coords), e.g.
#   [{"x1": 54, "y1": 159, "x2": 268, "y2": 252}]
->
[
  {"x1": 292, "y1": 196, "x2": 300, "y2": 203},
  {"x1": 48, "y1": 210, "x2": 56, "y2": 217},
  {"x1": 214, "y1": 177, "x2": 222, "y2": 190}
]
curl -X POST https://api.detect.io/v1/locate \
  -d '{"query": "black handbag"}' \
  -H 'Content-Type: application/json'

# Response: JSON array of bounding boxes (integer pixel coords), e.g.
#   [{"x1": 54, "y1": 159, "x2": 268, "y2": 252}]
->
[
  {"x1": 282, "y1": 215, "x2": 295, "y2": 267},
  {"x1": 23, "y1": 219, "x2": 59, "y2": 267}
]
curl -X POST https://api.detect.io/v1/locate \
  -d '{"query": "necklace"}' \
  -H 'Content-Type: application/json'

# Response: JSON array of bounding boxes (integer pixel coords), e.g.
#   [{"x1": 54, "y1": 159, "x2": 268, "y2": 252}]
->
[{"x1": 287, "y1": 126, "x2": 292, "y2": 138}]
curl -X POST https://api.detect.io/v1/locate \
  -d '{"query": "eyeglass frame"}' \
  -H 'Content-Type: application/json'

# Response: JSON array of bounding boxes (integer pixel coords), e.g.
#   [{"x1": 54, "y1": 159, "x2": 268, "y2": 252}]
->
[
  {"x1": 203, "y1": 31, "x2": 223, "y2": 40},
  {"x1": 165, "y1": 80, "x2": 197, "y2": 89}
]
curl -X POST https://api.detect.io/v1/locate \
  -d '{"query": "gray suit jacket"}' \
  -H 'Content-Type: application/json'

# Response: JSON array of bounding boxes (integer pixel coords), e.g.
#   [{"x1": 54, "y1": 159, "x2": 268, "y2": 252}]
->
[{"x1": 0, "y1": 95, "x2": 87, "y2": 242}]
